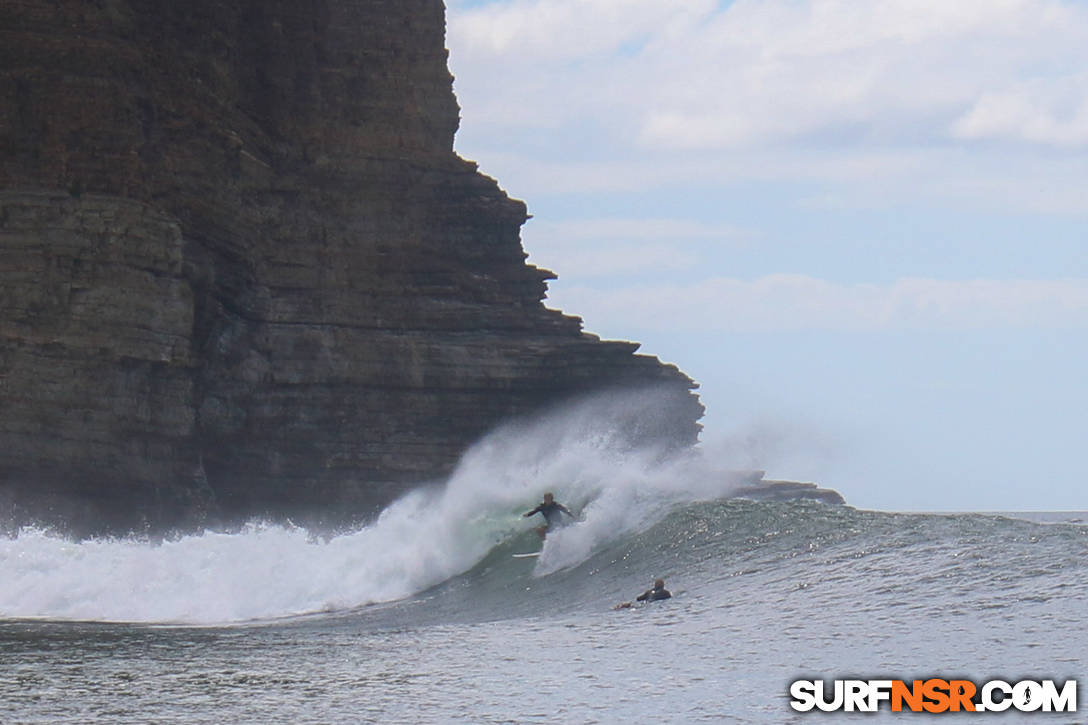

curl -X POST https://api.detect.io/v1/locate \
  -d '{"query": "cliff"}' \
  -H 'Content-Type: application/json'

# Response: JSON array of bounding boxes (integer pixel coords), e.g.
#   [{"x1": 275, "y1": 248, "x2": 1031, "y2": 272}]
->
[{"x1": 0, "y1": 0, "x2": 701, "y2": 534}]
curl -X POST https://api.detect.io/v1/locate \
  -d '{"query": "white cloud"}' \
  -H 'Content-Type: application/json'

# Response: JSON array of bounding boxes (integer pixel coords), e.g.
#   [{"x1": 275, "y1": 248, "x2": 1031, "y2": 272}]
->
[
  {"x1": 449, "y1": 0, "x2": 1088, "y2": 150},
  {"x1": 952, "y1": 76, "x2": 1088, "y2": 147},
  {"x1": 547, "y1": 276, "x2": 1088, "y2": 333},
  {"x1": 448, "y1": 0, "x2": 1088, "y2": 218},
  {"x1": 448, "y1": 0, "x2": 714, "y2": 60}
]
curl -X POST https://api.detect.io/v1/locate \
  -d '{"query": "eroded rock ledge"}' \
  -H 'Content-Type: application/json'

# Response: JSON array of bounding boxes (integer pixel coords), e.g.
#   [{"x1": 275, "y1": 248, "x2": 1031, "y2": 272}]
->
[{"x1": 0, "y1": 1, "x2": 701, "y2": 534}]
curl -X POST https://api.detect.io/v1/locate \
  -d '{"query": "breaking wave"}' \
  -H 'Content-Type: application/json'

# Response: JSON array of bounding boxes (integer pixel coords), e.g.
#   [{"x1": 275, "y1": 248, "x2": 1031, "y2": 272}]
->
[
  {"x1": 0, "y1": 389, "x2": 746, "y2": 624},
  {"x1": 8, "y1": 388, "x2": 1082, "y2": 627}
]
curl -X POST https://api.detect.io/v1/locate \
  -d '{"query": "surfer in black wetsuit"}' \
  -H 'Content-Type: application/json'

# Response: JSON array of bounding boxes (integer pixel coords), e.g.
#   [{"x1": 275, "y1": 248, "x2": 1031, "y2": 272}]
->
[
  {"x1": 614, "y1": 578, "x2": 672, "y2": 609},
  {"x1": 523, "y1": 492, "x2": 575, "y2": 539},
  {"x1": 636, "y1": 578, "x2": 672, "y2": 602}
]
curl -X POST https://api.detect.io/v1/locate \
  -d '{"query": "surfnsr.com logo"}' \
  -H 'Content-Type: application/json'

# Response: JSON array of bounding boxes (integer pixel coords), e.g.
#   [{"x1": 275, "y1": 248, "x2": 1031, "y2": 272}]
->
[{"x1": 789, "y1": 678, "x2": 1078, "y2": 713}]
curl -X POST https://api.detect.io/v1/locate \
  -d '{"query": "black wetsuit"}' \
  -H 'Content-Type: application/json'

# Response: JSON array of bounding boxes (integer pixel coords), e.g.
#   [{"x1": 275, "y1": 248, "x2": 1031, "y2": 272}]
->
[
  {"x1": 525, "y1": 501, "x2": 574, "y2": 529},
  {"x1": 636, "y1": 586, "x2": 672, "y2": 602}
]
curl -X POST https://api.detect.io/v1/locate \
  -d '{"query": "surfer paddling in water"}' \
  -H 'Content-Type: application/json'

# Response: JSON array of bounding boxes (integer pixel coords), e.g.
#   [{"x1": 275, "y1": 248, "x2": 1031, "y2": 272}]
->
[
  {"x1": 637, "y1": 578, "x2": 672, "y2": 602},
  {"x1": 614, "y1": 578, "x2": 672, "y2": 609},
  {"x1": 523, "y1": 492, "x2": 575, "y2": 539}
]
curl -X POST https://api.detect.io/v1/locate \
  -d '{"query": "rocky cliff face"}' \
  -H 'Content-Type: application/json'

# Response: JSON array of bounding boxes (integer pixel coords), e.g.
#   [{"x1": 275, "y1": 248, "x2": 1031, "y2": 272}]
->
[{"x1": 0, "y1": 0, "x2": 701, "y2": 534}]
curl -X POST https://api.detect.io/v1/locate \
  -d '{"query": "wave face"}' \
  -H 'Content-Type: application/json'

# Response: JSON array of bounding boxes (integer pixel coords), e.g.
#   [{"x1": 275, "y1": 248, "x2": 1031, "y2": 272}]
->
[{"x1": 3, "y1": 389, "x2": 1086, "y2": 627}]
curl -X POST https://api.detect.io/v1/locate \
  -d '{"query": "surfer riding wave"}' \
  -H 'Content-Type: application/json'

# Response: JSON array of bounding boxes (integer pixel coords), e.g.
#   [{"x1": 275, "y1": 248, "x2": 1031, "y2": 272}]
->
[{"x1": 523, "y1": 492, "x2": 575, "y2": 539}]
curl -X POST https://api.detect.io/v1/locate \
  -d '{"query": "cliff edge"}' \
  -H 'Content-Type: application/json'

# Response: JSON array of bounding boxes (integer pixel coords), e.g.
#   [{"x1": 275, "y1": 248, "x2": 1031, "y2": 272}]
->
[{"x1": 0, "y1": 0, "x2": 701, "y2": 534}]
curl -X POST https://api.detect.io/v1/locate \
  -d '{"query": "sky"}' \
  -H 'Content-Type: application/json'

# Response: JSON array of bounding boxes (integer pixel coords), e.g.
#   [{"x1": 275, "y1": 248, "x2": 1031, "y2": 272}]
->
[{"x1": 443, "y1": 0, "x2": 1088, "y2": 512}]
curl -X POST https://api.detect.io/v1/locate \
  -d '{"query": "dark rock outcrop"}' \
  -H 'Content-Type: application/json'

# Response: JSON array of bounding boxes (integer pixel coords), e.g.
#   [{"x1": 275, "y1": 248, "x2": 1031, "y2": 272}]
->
[
  {"x1": 0, "y1": 0, "x2": 701, "y2": 534},
  {"x1": 718, "y1": 470, "x2": 845, "y2": 505},
  {"x1": 734, "y1": 478, "x2": 846, "y2": 505}
]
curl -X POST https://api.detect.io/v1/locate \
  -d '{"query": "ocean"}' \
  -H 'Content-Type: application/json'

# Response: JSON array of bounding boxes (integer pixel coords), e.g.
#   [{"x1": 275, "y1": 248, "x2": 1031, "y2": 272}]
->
[{"x1": 2, "y1": 396, "x2": 1085, "y2": 723}]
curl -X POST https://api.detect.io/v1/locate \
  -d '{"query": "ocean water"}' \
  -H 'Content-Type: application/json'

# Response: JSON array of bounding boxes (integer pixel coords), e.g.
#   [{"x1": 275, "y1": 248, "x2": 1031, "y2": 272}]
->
[{"x1": 2, "y1": 394, "x2": 1086, "y2": 723}]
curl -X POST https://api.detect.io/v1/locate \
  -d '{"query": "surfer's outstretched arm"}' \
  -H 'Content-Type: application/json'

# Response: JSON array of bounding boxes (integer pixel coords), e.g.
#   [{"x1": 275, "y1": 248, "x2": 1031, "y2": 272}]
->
[{"x1": 523, "y1": 505, "x2": 541, "y2": 518}]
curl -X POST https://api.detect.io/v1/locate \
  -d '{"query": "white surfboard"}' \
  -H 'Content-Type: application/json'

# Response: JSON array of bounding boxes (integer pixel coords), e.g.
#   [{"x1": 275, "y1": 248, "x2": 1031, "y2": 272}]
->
[{"x1": 511, "y1": 552, "x2": 540, "y2": 558}]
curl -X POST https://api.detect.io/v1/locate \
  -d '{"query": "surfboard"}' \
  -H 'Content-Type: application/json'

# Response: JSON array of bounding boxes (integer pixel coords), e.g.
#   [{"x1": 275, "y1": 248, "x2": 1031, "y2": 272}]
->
[{"x1": 511, "y1": 552, "x2": 540, "y2": 559}]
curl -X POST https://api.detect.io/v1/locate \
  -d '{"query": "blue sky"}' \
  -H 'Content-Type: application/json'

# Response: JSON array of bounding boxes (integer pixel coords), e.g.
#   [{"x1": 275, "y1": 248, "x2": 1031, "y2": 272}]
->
[{"x1": 444, "y1": 0, "x2": 1088, "y2": 511}]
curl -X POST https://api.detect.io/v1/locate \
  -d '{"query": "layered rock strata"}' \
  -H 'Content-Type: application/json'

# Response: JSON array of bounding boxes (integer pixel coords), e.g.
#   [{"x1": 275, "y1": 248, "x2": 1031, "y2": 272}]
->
[{"x1": 0, "y1": 0, "x2": 701, "y2": 534}]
